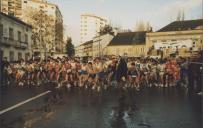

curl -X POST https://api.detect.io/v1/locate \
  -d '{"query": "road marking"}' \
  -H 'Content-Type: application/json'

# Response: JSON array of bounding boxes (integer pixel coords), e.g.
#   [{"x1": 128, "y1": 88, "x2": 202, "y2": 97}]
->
[{"x1": 0, "y1": 90, "x2": 51, "y2": 115}]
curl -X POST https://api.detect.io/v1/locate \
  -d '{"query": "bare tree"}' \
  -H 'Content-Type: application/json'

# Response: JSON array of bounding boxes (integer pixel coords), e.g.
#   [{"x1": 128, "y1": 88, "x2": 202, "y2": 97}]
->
[
  {"x1": 176, "y1": 11, "x2": 182, "y2": 21},
  {"x1": 181, "y1": 10, "x2": 185, "y2": 21},
  {"x1": 176, "y1": 10, "x2": 185, "y2": 21},
  {"x1": 135, "y1": 21, "x2": 151, "y2": 31}
]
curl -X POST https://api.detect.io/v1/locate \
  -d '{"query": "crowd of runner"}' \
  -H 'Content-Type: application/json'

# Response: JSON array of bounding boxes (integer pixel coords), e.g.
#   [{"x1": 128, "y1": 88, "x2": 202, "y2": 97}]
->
[{"x1": 2, "y1": 56, "x2": 192, "y2": 91}]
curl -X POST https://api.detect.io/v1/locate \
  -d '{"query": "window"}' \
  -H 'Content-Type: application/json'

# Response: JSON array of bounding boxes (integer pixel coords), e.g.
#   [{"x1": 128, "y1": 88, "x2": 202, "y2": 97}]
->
[
  {"x1": 152, "y1": 40, "x2": 157, "y2": 43},
  {"x1": 25, "y1": 53, "x2": 30, "y2": 61},
  {"x1": 18, "y1": 52, "x2": 22, "y2": 60},
  {"x1": 0, "y1": 24, "x2": 3, "y2": 38},
  {"x1": 8, "y1": 12, "x2": 14, "y2": 16},
  {"x1": 9, "y1": 51, "x2": 14, "y2": 62},
  {"x1": 18, "y1": 31, "x2": 21, "y2": 42},
  {"x1": 0, "y1": 50, "x2": 4, "y2": 60},
  {"x1": 9, "y1": 28, "x2": 14, "y2": 40},
  {"x1": 25, "y1": 34, "x2": 28, "y2": 43}
]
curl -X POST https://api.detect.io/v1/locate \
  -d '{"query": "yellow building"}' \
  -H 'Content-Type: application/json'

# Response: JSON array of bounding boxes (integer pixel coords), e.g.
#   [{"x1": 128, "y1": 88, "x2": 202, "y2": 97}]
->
[
  {"x1": 1, "y1": 0, "x2": 22, "y2": 18},
  {"x1": 146, "y1": 19, "x2": 203, "y2": 58},
  {"x1": 106, "y1": 32, "x2": 146, "y2": 57}
]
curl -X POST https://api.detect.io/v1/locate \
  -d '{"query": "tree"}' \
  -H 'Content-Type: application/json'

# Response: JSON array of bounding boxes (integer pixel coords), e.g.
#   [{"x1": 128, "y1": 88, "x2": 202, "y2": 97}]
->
[
  {"x1": 99, "y1": 25, "x2": 114, "y2": 35},
  {"x1": 176, "y1": 11, "x2": 182, "y2": 21},
  {"x1": 176, "y1": 10, "x2": 185, "y2": 21},
  {"x1": 65, "y1": 37, "x2": 75, "y2": 57},
  {"x1": 24, "y1": 7, "x2": 55, "y2": 53},
  {"x1": 55, "y1": 22, "x2": 64, "y2": 52},
  {"x1": 181, "y1": 11, "x2": 185, "y2": 21},
  {"x1": 135, "y1": 21, "x2": 151, "y2": 31}
]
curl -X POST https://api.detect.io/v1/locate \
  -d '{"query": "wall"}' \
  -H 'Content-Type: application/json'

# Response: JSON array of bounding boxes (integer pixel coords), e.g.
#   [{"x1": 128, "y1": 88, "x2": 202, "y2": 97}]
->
[{"x1": 146, "y1": 29, "x2": 203, "y2": 57}]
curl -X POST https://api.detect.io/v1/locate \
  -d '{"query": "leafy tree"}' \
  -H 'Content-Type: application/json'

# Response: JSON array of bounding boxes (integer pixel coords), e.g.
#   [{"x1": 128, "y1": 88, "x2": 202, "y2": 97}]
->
[
  {"x1": 99, "y1": 25, "x2": 114, "y2": 35},
  {"x1": 24, "y1": 7, "x2": 55, "y2": 52},
  {"x1": 66, "y1": 37, "x2": 75, "y2": 57},
  {"x1": 55, "y1": 21, "x2": 64, "y2": 52}
]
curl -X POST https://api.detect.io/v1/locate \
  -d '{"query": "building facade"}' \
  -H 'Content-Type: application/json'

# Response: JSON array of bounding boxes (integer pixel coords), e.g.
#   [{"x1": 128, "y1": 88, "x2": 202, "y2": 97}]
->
[
  {"x1": 0, "y1": 12, "x2": 32, "y2": 62},
  {"x1": 0, "y1": 0, "x2": 22, "y2": 19},
  {"x1": 146, "y1": 19, "x2": 203, "y2": 58},
  {"x1": 106, "y1": 32, "x2": 147, "y2": 57},
  {"x1": 92, "y1": 34, "x2": 114, "y2": 57},
  {"x1": 80, "y1": 13, "x2": 108, "y2": 43},
  {"x1": 1, "y1": 0, "x2": 64, "y2": 58},
  {"x1": 75, "y1": 44, "x2": 84, "y2": 57},
  {"x1": 22, "y1": 0, "x2": 63, "y2": 56},
  {"x1": 83, "y1": 40, "x2": 93, "y2": 57}
]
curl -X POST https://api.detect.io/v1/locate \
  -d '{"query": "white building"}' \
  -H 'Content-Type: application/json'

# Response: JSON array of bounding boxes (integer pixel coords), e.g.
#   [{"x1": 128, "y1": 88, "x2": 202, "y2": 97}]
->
[
  {"x1": 0, "y1": 12, "x2": 32, "y2": 62},
  {"x1": 80, "y1": 13, "x2": 108, "y2": 43},
  {"x1": 92, "y1": 34, "x2": 114, "y2": 57},
  {"x1": 22, "y1": 0, "x2": 63, "y2": 54}
]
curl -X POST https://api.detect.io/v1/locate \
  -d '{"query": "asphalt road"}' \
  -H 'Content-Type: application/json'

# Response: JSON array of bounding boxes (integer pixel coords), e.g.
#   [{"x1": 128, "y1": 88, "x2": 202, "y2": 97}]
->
[{"x1": 0, "y1": 85, "x2": 202, "y2": 128}]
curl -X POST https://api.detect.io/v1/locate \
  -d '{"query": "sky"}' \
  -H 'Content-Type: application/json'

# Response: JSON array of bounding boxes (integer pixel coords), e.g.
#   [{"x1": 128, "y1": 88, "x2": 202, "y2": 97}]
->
[{"x1": 48, "y1": 0, "x2": 202, "y2": 45}]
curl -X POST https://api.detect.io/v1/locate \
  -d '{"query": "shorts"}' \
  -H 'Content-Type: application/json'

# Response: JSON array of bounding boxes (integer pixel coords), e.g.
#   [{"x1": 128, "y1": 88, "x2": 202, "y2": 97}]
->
[
  {"x1": 80, "y1": 70, "x2": 88, "y2": 75},
  {"x1": 96, "y1": 72, "x2": 105, "y2": 78},
  {"x1": 89, "y1": 74, "x2": 96, "y2": 79},
  {"x1": 160, "y1": 72, "x2": 164, "y2": 76}
]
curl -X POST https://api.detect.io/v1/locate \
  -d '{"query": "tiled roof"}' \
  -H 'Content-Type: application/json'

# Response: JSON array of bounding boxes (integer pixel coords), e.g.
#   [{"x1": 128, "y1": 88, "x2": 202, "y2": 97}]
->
[
  {"x1": 108, "y1": 31, "x2": 146, "y2": 46},
  {"x1": 157, "y1": 19, "x2": 203, "y2": 32}
]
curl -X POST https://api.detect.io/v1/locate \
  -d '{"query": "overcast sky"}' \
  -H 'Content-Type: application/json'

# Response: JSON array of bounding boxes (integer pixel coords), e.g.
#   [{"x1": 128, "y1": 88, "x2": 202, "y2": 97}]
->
[{"x1": 48, "y1": 0, "x2": 202, "y2": 45}]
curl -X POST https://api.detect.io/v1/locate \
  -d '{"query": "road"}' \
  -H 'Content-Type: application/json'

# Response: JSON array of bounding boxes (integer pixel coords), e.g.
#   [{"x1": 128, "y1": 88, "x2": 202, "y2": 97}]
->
[{"x1": 0, "y1": 85, "x2": 202, "y2": 128}]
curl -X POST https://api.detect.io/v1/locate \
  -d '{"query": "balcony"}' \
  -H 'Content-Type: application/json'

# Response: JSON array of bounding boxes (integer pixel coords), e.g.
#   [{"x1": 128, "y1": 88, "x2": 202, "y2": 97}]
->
[
  {"x1": 0, "y1": 37, "x2": 11, "y2": 46},
  {"x1": 20, "y1": 42, "x2": 28, "y2": 49},
  {"x1": 13, "y1": 40, "x2": 21, "y2": 48}
]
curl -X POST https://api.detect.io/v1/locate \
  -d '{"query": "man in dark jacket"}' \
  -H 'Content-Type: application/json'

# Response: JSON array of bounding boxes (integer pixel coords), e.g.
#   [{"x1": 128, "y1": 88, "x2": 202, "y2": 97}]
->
[{"x1": 116, "y1": 57, "x2": 128, "y2": 83}]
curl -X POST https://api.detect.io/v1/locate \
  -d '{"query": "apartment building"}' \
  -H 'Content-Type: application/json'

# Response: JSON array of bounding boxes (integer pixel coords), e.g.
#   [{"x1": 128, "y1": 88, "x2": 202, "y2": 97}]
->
[
  {"x1": 80, "y1": 13, "x2": 108, "y2": 43},
  {"x1": 0, "y1": 0, "x2": 22, "y2": 18},
  {"x1": 0, "y1": 12, "x2": 32, "y2": 61},
  {"x1": 22, "y1": 0, "x2": 63, "y2": 56}
]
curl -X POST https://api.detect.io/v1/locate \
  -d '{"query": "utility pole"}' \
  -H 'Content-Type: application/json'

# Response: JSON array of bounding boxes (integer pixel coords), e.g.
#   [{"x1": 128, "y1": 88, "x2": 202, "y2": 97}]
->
[{"x1": 202, "y1": 0, "x2": 203, "y2": 18}]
